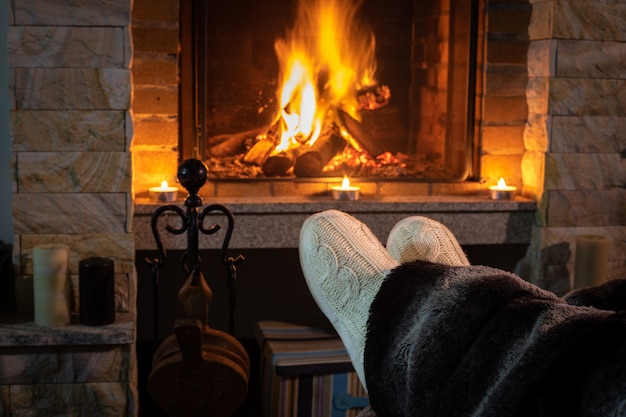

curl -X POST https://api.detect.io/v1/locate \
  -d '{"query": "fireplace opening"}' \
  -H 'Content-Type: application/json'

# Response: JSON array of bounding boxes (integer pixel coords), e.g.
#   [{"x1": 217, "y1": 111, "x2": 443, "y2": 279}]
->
[{"x1": 179, "y1": 0, "x2": 480, "y2": 181}]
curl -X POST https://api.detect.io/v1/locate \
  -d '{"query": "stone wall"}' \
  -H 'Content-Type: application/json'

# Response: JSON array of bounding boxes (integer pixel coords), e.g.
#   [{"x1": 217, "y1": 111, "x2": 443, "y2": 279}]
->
[
  {"x1": 519, "y1": 0, "x2": 626, "y2": 293},
  {"x1": 4, "y1": 0, "x2": 137, "y2": 416}
]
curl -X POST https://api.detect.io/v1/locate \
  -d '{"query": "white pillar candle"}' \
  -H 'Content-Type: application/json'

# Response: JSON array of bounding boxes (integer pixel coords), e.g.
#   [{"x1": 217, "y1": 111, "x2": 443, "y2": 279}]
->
[
  {"x1": 573, "y1": 235, "x2": 609, "y2": 289},
  {"x1": 33, "y1": 244, "x2": 71, "y2": 327}
]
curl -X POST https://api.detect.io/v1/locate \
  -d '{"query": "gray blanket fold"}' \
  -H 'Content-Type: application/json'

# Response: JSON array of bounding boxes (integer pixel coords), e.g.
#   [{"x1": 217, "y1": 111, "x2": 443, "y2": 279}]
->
[{"x1": 362, "y1": 261, "x2": 626, "y2": 417}]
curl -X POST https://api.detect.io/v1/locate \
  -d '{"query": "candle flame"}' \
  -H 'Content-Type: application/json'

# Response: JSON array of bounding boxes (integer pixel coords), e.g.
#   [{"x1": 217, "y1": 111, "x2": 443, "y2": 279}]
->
[
  {"x1": 160, "y1": 180, "x2": 169, "y2": 190},
  {"x1": 497, "y1": 177, "x2": 507, "y2": 189},
  {"x1": 341, "y1": 175, "x2": 351, "y2": 188}
]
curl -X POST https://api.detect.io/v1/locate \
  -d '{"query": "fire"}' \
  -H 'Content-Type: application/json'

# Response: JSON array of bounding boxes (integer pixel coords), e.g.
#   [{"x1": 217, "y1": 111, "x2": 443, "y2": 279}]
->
[{"x1": 273, "y1": 0, "x2": 378, "y2": 154}]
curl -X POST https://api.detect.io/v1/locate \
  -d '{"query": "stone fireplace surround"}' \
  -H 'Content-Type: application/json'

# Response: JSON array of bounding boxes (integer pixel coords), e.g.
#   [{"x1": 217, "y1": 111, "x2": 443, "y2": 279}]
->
[{"x1": 3, "y1": 0, "x2": 625, "y2": 416}]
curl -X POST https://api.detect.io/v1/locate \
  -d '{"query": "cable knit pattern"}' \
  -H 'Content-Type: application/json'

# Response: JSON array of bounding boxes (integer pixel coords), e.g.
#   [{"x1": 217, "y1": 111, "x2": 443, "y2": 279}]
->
[
  {"x1": 299, "y1": 210, "x2": 398, "y2": 390},
  {"x1": 386, "y1": 216, "x2": 469, "y2": 266}
]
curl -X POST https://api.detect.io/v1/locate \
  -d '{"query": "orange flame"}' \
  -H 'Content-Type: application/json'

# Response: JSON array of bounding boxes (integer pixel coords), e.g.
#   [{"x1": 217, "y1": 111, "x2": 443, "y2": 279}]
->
[{"x1": 273, "y1": 0, "x2": 378, "y2": 153}]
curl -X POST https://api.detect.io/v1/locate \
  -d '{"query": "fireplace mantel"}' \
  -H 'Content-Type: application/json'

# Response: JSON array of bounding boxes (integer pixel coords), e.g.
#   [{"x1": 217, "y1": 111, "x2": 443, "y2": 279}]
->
[{"x1": 134, "y1": 196, "x2": 536, "y2": 251}]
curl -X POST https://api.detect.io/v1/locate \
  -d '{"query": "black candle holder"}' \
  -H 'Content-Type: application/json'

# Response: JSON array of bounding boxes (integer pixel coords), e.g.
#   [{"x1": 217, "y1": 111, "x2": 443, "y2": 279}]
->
[{"x1": 145, "y1": 158, "x2": 244, "y2": 336}]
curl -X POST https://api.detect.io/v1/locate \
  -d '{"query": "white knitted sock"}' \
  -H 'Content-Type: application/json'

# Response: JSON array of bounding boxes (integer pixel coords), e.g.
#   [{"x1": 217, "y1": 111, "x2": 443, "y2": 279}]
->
[
  {"x1": 299, "y1": 210, "x2": 398, "y2": 390},
  {"x1": 386, "y1": 216, "x2": 470, "y2": 266}
]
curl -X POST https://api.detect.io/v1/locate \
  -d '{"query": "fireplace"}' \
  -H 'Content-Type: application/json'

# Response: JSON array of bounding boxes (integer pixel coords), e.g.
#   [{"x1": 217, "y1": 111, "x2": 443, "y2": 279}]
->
[{"x1": 179, "y1": 0, "x2": 479, "y2": 181}]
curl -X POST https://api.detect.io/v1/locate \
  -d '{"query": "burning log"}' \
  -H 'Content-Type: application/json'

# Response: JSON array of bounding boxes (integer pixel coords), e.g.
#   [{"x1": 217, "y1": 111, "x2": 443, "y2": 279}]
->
[
  {"x1": 357, "y1": 84, "x2": 390, "y2": 110},
  {"x1": 207, "y1": 127, "x2": 268, "y2": 157},
  {"x1": 337, "y1": 109, "x2": 386, "y2": 158},
  {"x1": 262, "y1": 152, "x2": 295, "y2": 177},
  {"x1": 293, "y1": 129, "x2": 346, "y2": 177},
  {"x1": 242, "y1": 139, "x2": 274, "y2": 166}
]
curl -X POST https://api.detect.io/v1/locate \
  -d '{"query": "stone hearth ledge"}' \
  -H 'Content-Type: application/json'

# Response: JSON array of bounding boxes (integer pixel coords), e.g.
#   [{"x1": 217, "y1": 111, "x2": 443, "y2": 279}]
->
[
  {"x1": 0, "y1": 313, "x2": 134, "y2": 347},
  {"x1": 134, "y1": 195, "x2": 537, "y2": 250}
]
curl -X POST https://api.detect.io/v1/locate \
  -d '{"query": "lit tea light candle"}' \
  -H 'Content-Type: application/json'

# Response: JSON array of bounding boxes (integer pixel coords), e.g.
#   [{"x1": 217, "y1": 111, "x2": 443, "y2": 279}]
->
[
  {"x1": 489, "y1": 177, "x2": 517, "y2": 200},
  {"x1": 331, "y1": 176, "x2": 360, "y2": 201},
  {"x1": 149, "y1": 181, "x2": 179, "y2": 202}
]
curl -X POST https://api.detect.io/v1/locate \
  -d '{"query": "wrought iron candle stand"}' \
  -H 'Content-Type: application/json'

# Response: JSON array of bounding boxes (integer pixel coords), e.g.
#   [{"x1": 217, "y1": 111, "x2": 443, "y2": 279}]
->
[{"x1": 145, "y1": 159, "x2": 249, "y2": 417}]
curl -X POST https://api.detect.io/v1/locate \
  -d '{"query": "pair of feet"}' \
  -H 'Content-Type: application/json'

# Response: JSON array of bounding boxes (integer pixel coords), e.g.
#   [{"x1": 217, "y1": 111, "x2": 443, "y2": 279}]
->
[{"x1": 299, "y1": 209, "x2": 469, "y2": 391}]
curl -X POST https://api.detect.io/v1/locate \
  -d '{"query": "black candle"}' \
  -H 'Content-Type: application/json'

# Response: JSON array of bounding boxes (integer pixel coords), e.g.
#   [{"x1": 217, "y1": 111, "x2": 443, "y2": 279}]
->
[{"x1": 79, "y1": 257, "x2": 115, "y2": 325}]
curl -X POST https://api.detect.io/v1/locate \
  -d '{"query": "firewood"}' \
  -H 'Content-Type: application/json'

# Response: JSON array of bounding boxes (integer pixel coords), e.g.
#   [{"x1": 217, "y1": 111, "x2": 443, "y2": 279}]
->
[
  {"x1": 207, "y1": 127, "x2": 267, "y2": 157},
  {"x1": 337, "y1": 109, "x2": 386, "y2": 158},
  {"x1": 293, "y1": 130, "x2": 346, "y2": 177},
  {"x1": 243, "y1": 139, "x2": 275, "y2": 166},
  {"x1": 262, "y1": 152, "x2": 295, "y2": 177}
]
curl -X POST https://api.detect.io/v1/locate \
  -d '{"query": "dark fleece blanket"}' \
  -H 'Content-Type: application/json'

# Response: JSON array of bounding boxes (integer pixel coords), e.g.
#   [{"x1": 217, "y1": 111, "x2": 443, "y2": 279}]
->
[{"x1": 361, "y1": 261, "x2": 626, "y2": 417}]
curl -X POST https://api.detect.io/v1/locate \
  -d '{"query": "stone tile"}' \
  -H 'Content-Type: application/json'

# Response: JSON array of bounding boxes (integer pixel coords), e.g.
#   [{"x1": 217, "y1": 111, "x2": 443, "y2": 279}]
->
[
  {"x1": 556, "y1": 40, "x2": 626, "y2": 78},
  {"x1": 549, "y1": 78, "x2": 626, "y2": 117},
  {"x1": 0, "y1": 313, "x2": 135, "y2": 346},
  {"x1": 14, "y1": 0, "x2": 131, "y2": 26},
  {"x1": 115, "y1": 273, "x2": 132, "y2": 313},
  {"x1": 10, "y1": 154, "x2": 17, "y2": 193},
  {"x1": 11, "y1": 110, "x2": 126, "y2": 152},
  {"x1": 17, "y1": 152, "x2": 131, "y2": 193},
  {"x1": 0, "y1": 347, "x2": 73, "y2": 384},
  {"x1": 520, "y1": 150, "x2": 545, "y2": 200},
  {"x1": 528, "y1": 1, "x2": 552, "y2": 41},
  {"x1": 124, "y1": 111, "x2": 133, "y2": 151},
  {"x1": 13, "y1": 194, "x2": 128, "y2": 235},
  {"x1": 527, "y1": 40, "x2": 557, "y2": 77},
  {"x1": 9, "y1": 382, "x2": 129, "y2": 417},
  {"x1": 548, "y1": 189, "x2": 626, "y2": 227},
  {"x1": 8, "y1": 26, "x2": 125, "y2": 68},
  {"x1": 529, "y1": 1, "x2": 625, "y2": 41},
  {"x1": 551, "y1": 116, "x2": 626, "y2": 153},
  {"x1": 20, "y1": 233, "x2": 135, "y2": 275},
  {"x1": 73, "y1": 346, "x2": 130, "y2": 383},
  {"x1": 552, "y1": 1, "x2": 626, "y2": 41},
  {"x1": 7, "y1": 0, "x2": 14, "y2": 25},
  {"x1": 523, "y1": 114, "x2": 550, "y2": 153},
  {"x1": 526, "y1": 77, "x2": 550, "y2": 115},
  {"x1": 13, "y1": 68, "x2": 131, "y2": 110},
  {"x1": 545, "y1": 153, "x2": 624, "y2": 190}
]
